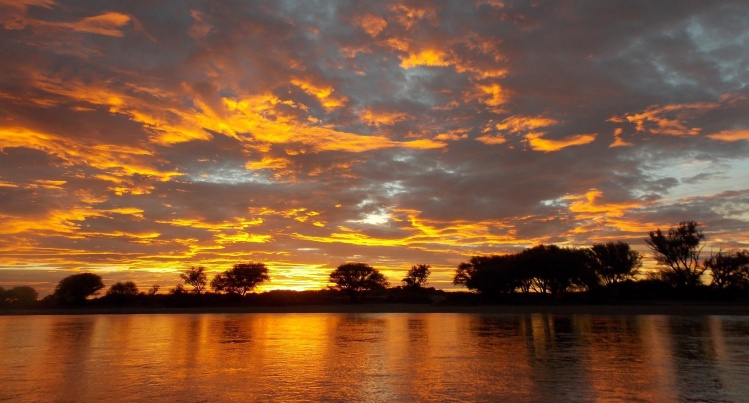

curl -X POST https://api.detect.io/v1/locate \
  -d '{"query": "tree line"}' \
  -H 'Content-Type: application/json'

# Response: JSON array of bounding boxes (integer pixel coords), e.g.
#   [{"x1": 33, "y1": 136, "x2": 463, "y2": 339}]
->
[
  {"x1": 1, "y1": 261, "x2": 430, "y2": 308},
  {"x1": 452, "y1": 221, "x2": 749, "y2": 298},
  {"x1": 2, "y1": 220, "x2": 747, "y2": 310}
]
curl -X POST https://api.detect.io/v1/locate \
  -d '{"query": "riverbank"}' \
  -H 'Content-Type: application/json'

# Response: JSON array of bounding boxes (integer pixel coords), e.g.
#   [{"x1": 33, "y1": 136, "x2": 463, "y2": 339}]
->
[{"x1": 3, "y1": 302, "x2": 749, "y2": 316}]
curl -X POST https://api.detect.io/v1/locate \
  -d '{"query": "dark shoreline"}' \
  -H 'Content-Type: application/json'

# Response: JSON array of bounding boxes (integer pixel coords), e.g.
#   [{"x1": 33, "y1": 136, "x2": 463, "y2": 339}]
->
[{"x1": 3, "y1": 302, "x2": 749, "y2": 316}]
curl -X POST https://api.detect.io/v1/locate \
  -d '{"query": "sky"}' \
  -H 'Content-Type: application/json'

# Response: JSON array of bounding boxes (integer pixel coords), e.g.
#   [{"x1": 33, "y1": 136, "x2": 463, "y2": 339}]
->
[{"x1": 1, "y1": 0, "x2": 749, "y2": 296}]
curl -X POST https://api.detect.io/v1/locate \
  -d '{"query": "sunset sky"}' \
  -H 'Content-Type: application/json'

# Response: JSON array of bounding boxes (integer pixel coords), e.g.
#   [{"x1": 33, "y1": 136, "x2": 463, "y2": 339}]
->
[{"x1": 2, "y1": 1, "x2": 749, "y2": 295}]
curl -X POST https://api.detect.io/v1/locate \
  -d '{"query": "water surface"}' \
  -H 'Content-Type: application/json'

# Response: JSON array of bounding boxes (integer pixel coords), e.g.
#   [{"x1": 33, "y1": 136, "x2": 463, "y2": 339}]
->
[{"x1": 1, "y1": 313, "x2": 748, "y2": 402}]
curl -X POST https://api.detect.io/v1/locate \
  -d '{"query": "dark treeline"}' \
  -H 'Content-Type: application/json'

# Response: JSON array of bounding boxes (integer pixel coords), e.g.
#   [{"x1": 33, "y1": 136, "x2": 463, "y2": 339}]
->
[
  {"x1": 1, "y1": 261, "x2": 442, "y2": 310},
  {"x1": 2, "y1": 221, "x2": 748, "y2": 311},
  {"x1": 453, "y1": 221, "x2": 749, "y2": 302}
]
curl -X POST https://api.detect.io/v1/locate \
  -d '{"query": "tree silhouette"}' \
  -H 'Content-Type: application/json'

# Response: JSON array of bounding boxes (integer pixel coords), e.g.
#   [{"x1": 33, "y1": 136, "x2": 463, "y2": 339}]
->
[
  {"x1": 53, "y1": 273, "x2": 104, "y2": 305},
  {"x1": 211, "y1": 262, "x2": 270, "y2": 296},
  {"x1": 106, "y1": 281, "x2": 139, "y2": 296},
  {"x1": 169, "y1": 284, "x2": 187, "y2": 295},
  {"x1": 453, "y1": 255, "x2": 526, "y2": 295},
  {"x1": 704, "y1": 249, "x2": 749, "y2": 289},
  {"x1": 522, "y1": 245, "x2": 596, "y2": 294},
  {"x1": 589, "y1": 242, "x2": 642, "y2": 285},
  {"x1": 646, "y1": 221, "x2": 706, "y2": 288},
  {"x1": 103, "y1": 281, "x2": 139, "y2": 305},
  {"x1": 329, "y1": 262, "x2": 389, "y2": 302},
  {"x1": 402, "y1": 264, "x2": 431, "y2": 289},
  {"x1": 2, "y1": 286, "x2": 38, "y2": 307},
  {"x1": 147, "y1": 285, "x2": 160, "y2": 296},
  {"x1": 180, "y1": 266, "x2": 208, "y2": 294}
]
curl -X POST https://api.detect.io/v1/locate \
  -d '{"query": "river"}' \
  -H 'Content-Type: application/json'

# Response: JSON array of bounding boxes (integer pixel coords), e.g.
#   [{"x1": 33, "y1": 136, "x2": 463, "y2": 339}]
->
[{"x1": 1, "y1": 313, "x2": 748, "y2": 402}]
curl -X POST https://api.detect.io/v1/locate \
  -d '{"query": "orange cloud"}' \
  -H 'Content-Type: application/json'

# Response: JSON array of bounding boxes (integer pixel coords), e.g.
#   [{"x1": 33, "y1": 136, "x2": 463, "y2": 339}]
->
[
  {"x1": 497, "y1": 115, "x2": 558, "y2": 133},
  {"x1": 57, "y1": 12, "x2": 131, "y2": 37},
  {"x1": 559, "y1": 189, "x2": 657, "y2": 239},
  {"x1": 611, "y1": 101, "x2": 720, "y2": 136},
  {"x1": 246, "y1": 157, "x2": 291, "y2": 171},
  {"x1": 609, "y1": 128, "x2": 633, "y2": 147},
  {"x1": 356, "y1": 13, "x2": 387, "y2": 36},
  {"x1": 284, "y1": 208, "x2": 320, "y2": 223},
  {"x1": 28, "y1": 72, "x2": 211, "y2": 145},
  {"x1": 434, "y1": 130, "x2": 469, "y2": 142},
  {"x1": 26, "y1": 67, "x2": 442, "y2": 156},
  {"x1": 220, "y1": 95, "x2": 445, "y2": 152},
  {"x1": 389, "y1": 3, "x2": 436, "y2": 30},
  {"x1": 360, "y1": 108, "x2": 409, "y2": 127},
  {"x1": 565, "y1": 190, "x2": 642, "y2": 219},
  {"x1": 707, "y1": 129, "x2": 749, "y2": 142},
  {"x1": 290, "y1": 78, "x2": 348, "y2": 110},
  {"x1": 0, "y1": 126, "x2": 181, "y2": 187},
  {"x1": 476, "y1": 83, "x2": 507, "y2": 108},
  {"x1": 188, "y1": 9, "x2": 212, "y2": 40},
  {"x1": 1, "y1": 206, "x2": 104, "y2": 236},
  {"x1": 478, "y1": 115, "x2": 559, "y2": 145},
  {"x1": 525, "y1": 132, "x2": 597, "y2": 152},
  {"x1": 293, "y1": 209, "x2": 540, "y2": 254},
  {"x1": 400, "y1": 49, "x2": 451, "y2": 69},
  {"x1": 106, "y1": 207, "x2": 144, "y2": 217},
  {"x1": 155, "y1": 217, "x2": 264, "y2": 232},
  {"x1": 215, "y1": 232, "x2": 273, "y2": 244},
  {"x1": 475, "y1": 134, "x2": 507, "y2": 145}
]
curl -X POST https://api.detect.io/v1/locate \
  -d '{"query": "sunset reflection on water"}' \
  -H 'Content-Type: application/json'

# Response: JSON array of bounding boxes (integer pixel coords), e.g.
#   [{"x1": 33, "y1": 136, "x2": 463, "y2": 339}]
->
[{"x1": 1, "y1": 313, "x2": 749, "y2": 401}]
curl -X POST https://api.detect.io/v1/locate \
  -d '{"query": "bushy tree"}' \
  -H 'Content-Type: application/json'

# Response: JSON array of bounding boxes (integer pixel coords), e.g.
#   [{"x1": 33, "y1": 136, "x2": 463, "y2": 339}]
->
[
  {"x1": 589, "y1": 242, "x2": 642, "y2": 285},
  {"x1": 147, "y1": 285, "x2": 160, "y2": 296},
  {"x1": 704, "y1": 249, "x2": 749, "y2": 289},
  {"x1": 53, "y1": 273, "x2": 104, "y2": 305},
  {"x1": 169, "y1": 284, "x2": 186, "y2": 295},
  {"x1": 646, "y1": 221, "x2": 706, "y2": 288},
  {"x1": 329, "y1": 263, "x2": 389, "y2": 302},
  {"x1": 2, "y1": 286, "x2": 38, "y2": 307},
  {"x1": 180, "y1": 266, "x2": 208, "y2": 294},
  {"x1": 103, "y1": 281, "x2": 139, "y2": 305},
  {"x1": 453, "y1": 255, "x2": 526, "y2": 295},
  {"x1": 402, "y1": 264, "x2": 431, "y2": 289},
  {"x1": 211, "y1": 262, "x2": 270, "y2": 296},
  {"x1": 106, "y1": 281, "x2": 139, "y2": 296},
  {"x1": 522, "y1": 245, "x2": 597, "y2": 294}
]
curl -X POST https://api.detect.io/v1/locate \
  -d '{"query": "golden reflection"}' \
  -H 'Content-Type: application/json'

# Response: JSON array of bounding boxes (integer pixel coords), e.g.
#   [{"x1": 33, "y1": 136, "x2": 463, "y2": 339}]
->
[
  {"x1": 638, "y1": 316, "x2": 680, "y2": 401},
  {"x1": 581, "y1": 316, "x2": 658, "y2": 399},
  {"x1": 2, "y1": 314, "x2": 749, "y2": 401}
]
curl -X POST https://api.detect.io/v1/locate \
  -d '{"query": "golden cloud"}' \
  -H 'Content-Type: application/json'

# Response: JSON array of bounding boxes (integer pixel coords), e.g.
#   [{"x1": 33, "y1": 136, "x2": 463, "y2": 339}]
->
[
  {"x1": 525, "y1": 132, "x2": 597, "y2": 152},
  {"x1": 475, "y1": 134, "x2": 507, "y2": 145},
  {"x1": 609, "y1": 128, "x2": 633, "y2": 147},
  {"x1": 707, "y1": 129, "x2": 749, "y2": 142},
  {"x1": 360, "y1": 108, "x2": 409, "y2": 127},
  {"x1": 56, "y1": 12, "x2": 132, "y2": 37},
  {"x1": 496, "y1": 115, "x2": 558, "y2": 133},
  {"x1": 356, "y1": 13, "x2": 387, "y2": 36},
  {"x1": 611, "y1": 101, "x2": 721, "y2": 136},
  {"x1": 293, "y1": 209, "x2": 540, "y2": 253},
  {"x1": 400, "y1": 49, "x2": 451, "y2": 69},
  {"x1": 0, "y1": 126, "x2": 181, "y2": 186},
  {"x1": 290, "y1": 78, "x2": 348, "y2": 110}
]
